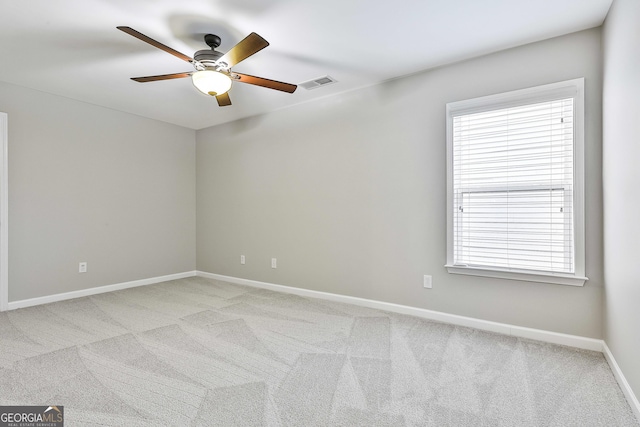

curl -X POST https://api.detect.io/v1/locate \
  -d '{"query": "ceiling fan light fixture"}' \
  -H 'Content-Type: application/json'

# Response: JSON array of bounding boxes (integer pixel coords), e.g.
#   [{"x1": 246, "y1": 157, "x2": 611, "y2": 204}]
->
[
  {"x1": 119, "y1": 27, "x2": 297, "y2": 106},
  {"x1": 191, "y1": 70, "x2": 232, "y2": 96}
]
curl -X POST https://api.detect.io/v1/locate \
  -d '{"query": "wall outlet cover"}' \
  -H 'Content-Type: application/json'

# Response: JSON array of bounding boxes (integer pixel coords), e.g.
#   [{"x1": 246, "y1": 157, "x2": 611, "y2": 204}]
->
[{"x1": 423, "y1": 275, "x2": 432, "y2": 288}]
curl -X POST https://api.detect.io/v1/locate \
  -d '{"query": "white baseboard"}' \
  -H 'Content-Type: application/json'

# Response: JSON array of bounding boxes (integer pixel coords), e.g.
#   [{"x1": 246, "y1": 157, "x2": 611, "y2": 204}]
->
[
  {"x1": 5, "y1": 271, "x2": 197, "y2": 311},
  {"x1": 603, "y1": 342, "x2": 640, "y2": 421},
  {"x1": 196, "y1": 271, "x2": 603, "y2": 352}
]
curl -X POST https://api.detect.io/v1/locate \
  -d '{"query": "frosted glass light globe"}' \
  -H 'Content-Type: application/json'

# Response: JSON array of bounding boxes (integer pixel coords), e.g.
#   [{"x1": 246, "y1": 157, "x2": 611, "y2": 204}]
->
[{"x1": 191, "y1": 70, "x2": 232, "y2": 96}]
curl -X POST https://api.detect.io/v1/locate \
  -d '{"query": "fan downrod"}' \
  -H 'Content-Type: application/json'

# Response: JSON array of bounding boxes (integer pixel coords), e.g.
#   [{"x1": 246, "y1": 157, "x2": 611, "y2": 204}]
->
[{"x1": 204, "y1": 34, "x2": 221, "y2": 49}]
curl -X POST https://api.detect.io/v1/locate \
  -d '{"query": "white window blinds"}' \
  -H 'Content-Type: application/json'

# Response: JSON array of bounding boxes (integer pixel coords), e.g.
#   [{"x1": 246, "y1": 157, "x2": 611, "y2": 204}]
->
[{"x1": 452, "y1": 98, "x2": 575, "y2": 274}]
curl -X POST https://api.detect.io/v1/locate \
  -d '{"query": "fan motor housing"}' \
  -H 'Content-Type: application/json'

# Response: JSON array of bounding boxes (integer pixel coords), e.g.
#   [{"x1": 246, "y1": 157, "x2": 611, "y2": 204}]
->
[{"x1": 194, "y1": 49, "x2": 225, "y2": 69}]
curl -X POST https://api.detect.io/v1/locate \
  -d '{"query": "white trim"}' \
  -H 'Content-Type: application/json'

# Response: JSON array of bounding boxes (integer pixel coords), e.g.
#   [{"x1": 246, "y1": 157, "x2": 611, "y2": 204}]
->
[
  {"x1": 5, "y1": 271, "x2": 196, "y2": 311},
  {"x1": 0, "y1": 113, "x2": 7, "y2": 311},
  {"x1": 445, "y1": 78, "x2": 587, "y2": 285},
  {"x1": 573, "y1": 78, "x2": 586, "y2": 285},
  {"x1": 447, "y1": 78, "x2": 584, "y2": 116},
  {"x1": 445, "y1": 264, "x2": 588, "y2": 287},
  {"x1": 603, "y1": 342, "x2": 640, "y2": 422},
  {"x1": 196, "y1": 271, "x2": 602, "y2": 352}
]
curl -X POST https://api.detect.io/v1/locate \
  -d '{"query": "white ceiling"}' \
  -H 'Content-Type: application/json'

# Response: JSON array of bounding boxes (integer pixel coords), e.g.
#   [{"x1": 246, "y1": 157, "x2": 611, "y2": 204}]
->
[{"x1": 0, "y1": 0, "x2": 612, "y2": 130}]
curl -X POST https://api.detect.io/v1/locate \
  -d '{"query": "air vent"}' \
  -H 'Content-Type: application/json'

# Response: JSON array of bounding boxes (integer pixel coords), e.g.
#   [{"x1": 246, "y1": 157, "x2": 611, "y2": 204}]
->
[{"x1": 299, "y1": 75, "x2": 338, "y2": 90}]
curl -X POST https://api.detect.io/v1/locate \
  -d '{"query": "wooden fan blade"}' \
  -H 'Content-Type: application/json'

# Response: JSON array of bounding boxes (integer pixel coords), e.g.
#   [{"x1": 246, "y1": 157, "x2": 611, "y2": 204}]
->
[
  {"x1": 131, "y1": 72, "x2": 193, "y2": 82},
  {"x1": 216, "y1": 92, "x2": 232, "y2": 106},
  {"x1": 232, "y1": 73, "x2": 297, "y2": 93},
  {"x1": 117, "y1": 26, "x2": 193, "y2": 63},
  {"x1": 218, "y1": 33, "x2": 269, "y2": 68}
]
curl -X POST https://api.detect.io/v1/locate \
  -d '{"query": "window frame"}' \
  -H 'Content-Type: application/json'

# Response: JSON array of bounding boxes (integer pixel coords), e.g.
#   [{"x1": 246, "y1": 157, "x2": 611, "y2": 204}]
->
[{"x1": 445, "y1": 79, "x2": 587, "y2": 286}]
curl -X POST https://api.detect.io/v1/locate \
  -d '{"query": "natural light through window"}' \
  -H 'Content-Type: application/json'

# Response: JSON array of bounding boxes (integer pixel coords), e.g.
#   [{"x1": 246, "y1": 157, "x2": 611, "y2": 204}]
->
[{"x1": 446, "y1": 79, "x2": 587, "y2": 286}]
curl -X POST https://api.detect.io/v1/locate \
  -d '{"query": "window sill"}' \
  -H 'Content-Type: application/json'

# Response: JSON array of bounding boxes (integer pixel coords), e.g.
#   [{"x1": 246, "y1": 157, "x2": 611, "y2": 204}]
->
[{"x1": 444, "y1": 264, "x2": 588, "y2": 287}]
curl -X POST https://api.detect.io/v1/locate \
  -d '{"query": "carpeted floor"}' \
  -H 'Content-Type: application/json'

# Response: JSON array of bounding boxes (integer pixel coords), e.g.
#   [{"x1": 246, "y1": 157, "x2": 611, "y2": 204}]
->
[{"x1": 0, "y1": 276, "x2": 637, "y2": 426}]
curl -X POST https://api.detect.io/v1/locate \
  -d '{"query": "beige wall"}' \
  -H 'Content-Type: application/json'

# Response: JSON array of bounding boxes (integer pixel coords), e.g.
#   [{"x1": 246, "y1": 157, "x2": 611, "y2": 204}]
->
[
  {"x1": 603, "y1": 0, "x2": 640, "y2": 401},
  {"x1": 197, "y1": 28, "x2": 604, "y2": 338},
  {"x1": 0, "y1": 81, "x2": 196, "y2": 301}
]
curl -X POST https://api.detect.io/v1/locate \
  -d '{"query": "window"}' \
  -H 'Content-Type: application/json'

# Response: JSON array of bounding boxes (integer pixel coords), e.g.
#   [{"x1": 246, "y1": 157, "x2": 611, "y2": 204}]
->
[{"x1": 446, "y1": 79, "x2": 587, "y2": 286}]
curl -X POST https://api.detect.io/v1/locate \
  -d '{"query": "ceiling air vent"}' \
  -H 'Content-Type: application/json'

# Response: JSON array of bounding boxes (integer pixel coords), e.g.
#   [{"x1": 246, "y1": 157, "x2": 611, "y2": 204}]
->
[{"x1": 299, "y1": 75, "x2": 338, "y2": 90}]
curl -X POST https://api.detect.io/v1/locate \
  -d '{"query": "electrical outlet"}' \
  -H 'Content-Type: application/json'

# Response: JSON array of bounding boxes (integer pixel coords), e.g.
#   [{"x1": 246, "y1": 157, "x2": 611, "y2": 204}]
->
[
  {"x1": 423, "y1": 275, "x2": 432, "y2": 289},
  {"x1": 79, "y1": 262, "x2": 87, "y2": 273},
  {"x1": 240, "y1": 255, "x2": 245, "y2": 265},
  {"x1": 271, "y1": 258, "x2": 277, "y2": 269}
]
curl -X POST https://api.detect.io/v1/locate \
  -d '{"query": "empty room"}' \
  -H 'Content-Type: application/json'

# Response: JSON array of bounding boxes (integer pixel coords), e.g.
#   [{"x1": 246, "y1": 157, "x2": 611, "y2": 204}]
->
[{"x1": 0, "y1": 0, "x2": 638, "y2": 425}]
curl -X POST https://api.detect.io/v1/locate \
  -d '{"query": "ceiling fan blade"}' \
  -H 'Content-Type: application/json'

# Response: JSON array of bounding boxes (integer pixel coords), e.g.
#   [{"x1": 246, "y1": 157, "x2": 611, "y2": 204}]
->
[
  {"x1": 131, "y1": 72, "x2": 193, "y2": 82},
  {"x1": 117, "y1": 26, "x2": 193, "y2": 63},
  {"x1": 232, "y1": 73, "x2": 297, "y2": 93},
  {"x1": 218, "y1": 33, "x2": 269, "y2": 68},
  {"x1": 216, "y1": 93, "x2": 232, "y2": 106}
]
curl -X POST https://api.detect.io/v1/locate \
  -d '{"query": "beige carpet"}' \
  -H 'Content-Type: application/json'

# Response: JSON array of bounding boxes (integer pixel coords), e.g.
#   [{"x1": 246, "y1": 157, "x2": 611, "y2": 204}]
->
[{"x1": 0, "y1": 276, "x2": 637, "y2": 426}]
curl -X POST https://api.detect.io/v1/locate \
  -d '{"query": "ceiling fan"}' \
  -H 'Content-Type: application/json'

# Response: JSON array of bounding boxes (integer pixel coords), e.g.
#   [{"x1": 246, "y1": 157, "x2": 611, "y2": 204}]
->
[{"x1": 117, "y1": 26, "x2": 297, "y2": 106}]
